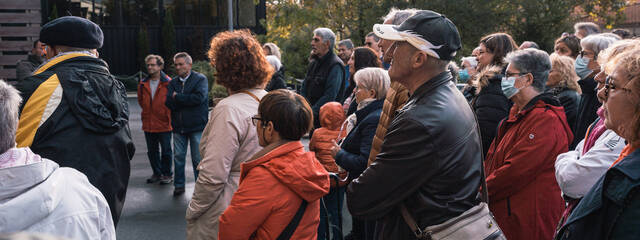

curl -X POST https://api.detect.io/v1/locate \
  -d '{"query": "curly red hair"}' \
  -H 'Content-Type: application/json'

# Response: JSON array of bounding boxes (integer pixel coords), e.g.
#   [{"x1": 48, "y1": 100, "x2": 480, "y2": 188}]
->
[{"x1": 207, "y1": 29, "x2": 274, "y2": 92}]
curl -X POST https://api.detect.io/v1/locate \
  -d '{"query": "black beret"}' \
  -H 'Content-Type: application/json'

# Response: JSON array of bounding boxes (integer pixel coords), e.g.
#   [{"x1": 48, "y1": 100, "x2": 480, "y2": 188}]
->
[{"x1": 40, "y1": 16, "x2": 104, "y2": 49}]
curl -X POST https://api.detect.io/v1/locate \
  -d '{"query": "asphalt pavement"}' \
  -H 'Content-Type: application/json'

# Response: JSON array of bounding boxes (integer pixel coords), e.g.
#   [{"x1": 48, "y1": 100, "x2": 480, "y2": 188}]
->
[{"x1": 117, "y1": 97, "x2": 351, "y2": 239}]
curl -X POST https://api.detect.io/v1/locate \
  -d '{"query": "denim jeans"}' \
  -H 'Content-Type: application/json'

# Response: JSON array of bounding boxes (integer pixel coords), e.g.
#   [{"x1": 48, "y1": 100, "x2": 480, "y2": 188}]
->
[
  {"x1": 144, "y1": 131, "x2": 173, "y2": 177},
  {"x1": 318, "y1": 186, "x2": 345, "y2": 240},
  {"x1": 173, "y1": 131, "x2": 202, "y2": 188}
]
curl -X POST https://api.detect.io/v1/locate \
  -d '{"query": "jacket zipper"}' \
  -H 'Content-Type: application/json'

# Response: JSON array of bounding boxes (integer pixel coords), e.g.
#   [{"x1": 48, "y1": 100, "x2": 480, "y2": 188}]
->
[{"x1": 180, "y1": 80, "x2": 184, "y2": 134}]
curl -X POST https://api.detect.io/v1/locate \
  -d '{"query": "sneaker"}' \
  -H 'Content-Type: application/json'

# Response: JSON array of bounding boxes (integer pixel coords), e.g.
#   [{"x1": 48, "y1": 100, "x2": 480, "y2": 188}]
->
[
  {"x1": 146, "y1": 174, "x2": 161, "y2": 184},
  {"x1": 173, "y1": 187, "x2": 185, "y2": 196},
  {"x1": 160, "y1": 175, "x2": 173, "y2": 184}
]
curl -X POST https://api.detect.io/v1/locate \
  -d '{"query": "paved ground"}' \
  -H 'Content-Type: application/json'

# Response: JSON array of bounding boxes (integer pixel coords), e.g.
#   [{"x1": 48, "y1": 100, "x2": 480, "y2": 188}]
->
[{"x1": 117, "y1": 97, "x2": 351, "y2": 240}]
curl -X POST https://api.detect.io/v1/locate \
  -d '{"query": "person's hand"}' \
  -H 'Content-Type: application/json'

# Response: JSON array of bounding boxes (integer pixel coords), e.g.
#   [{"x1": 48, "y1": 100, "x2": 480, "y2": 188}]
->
[
  {"x1": 173, "y1": 92, "x2": 177, "y2": 98},
  {"x1": 330, "y1": 139, "x2": 341, "y2": 158}
]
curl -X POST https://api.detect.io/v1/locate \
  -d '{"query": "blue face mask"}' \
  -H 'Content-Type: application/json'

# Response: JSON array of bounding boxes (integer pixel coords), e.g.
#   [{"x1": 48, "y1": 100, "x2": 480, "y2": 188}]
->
[
  {"x1": 575, "y1": 56, "x2": 593, "y2": 80},
  {"x1": 459, "y1": 69, "x2": 470, "y2": 82},
  {"x1": 501, "y1": 76, "x2": 520, "y2": 99}
]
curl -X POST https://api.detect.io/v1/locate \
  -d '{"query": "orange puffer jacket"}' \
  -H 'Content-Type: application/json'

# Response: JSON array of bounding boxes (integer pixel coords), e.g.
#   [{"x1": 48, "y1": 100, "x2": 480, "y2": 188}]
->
[
  {"x1": 218, "y1": 141, "x2": 330, "y2": 240},
  {"x1": 368, "y1": 81, "x2": 409, "y2": 165},
  {"x1": 310, "y1": 102, "x2": 346, "y2": 173}
]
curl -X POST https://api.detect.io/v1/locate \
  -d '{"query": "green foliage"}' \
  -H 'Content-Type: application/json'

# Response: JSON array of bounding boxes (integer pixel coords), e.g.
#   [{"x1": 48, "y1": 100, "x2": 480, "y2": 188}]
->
[
  {"x1": 263, "y1": 0, "x2": 626, "y2": 78},
  {"x1": 137, "y1": 25, "x2": 150, "y2": 71},
  {"x1": 191, "y1": 60, "x2": 216, "y2": 90},
  {"x1": 162, "y1": 9, "x2": 177, "y2": 75},
  {"x1": 210, "y1": 84, "x2": 229, "y2": 100},
  {"x1": 50, "y1": 4, "x2": 59, "y2": 20}
]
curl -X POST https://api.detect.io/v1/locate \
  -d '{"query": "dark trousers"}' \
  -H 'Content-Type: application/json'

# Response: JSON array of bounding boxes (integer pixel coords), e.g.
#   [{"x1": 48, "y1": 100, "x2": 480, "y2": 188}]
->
[
  {"x1": 318, "y1": 186, "x2": 345, "y2": 240},
  {"x1": 144, "y1": 131, "x2": 173, "y2": 177}
]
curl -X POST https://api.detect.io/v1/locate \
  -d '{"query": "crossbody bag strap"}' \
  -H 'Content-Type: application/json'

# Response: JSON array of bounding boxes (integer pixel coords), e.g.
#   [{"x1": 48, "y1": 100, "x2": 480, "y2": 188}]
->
[
  {"x1": 399, "y1": 114, "x2": 490, "y2": 239},
  {"x1": 276, "y1": 200, "x2": 308, "y2": 240},
  {"x1": 238, "y1": 90, "x2": 261, "y2": 103}
]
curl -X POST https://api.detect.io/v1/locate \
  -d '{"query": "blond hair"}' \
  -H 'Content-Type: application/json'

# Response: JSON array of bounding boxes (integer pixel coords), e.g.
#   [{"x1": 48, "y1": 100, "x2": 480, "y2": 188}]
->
[
  {"x1": 354, "y1": 67, "x2": 390, "y2": 101},
  {"x1": 609, "y1": 47, "x2": 640, "y2": 142},
  {"x1": 550, "y1": 53, "x2": 581, "y2": 94},
  {"x1": 597, "y1": 39, "x2": 640, "y2": 75}
]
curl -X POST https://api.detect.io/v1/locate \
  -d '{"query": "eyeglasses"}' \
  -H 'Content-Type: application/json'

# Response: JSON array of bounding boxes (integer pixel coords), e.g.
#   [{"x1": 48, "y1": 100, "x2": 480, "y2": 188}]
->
[
  {"x1": 604, "y1": 75, "x2": 616, "y2": 97},
  {"x1": 505, "y1": 72, "x2": 529, "y2": 78},
  {"x1": 251, "y1": 115, "x2": 263, "y2": 126},
  {"x1": 579, "y1": 50, "x2": 597, "y2": 59}
]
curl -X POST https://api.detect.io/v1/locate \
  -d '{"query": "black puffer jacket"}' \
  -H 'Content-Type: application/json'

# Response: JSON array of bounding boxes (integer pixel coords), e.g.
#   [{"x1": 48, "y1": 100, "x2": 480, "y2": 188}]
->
[
  {"x1": 16, "y1": 54, "x2": 134, "y2": 226},
  {"x1": 471, "y1": 70, "x2": 512, "y2": 156},
  {"x1": 573, "y1": 76, "x2": 601, "y2": 149},
  {"x1": 347, "y1": 72, "x2": 482, "y2": 239},
  {"x1": 265, "y1": 66, "x2": 286, "y2": 91},
  {"x1": 550, "y1": 87, "x2": 581, "y2": 137}
]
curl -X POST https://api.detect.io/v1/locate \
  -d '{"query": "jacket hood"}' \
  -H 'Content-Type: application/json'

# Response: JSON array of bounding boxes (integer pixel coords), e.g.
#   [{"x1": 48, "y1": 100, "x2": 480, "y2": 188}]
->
[
  {"x1": 320, "y1": 102, "x2": 346, "y2": 130},
  {"x1": 241, "y1": 141, "x2": 330, "y2": 202},
  {"x1": 0, "y1": 158, "x2": 62, "y2": 230},
  {"x1": 53, "y1": 55, "x2": 130, "y2": 133},
  {"x1": 475, "y1": 65, "x2": 503, "y2": 94},
  {"x1": 512, "y1": 93, "x2": 573, "y2": 143}
]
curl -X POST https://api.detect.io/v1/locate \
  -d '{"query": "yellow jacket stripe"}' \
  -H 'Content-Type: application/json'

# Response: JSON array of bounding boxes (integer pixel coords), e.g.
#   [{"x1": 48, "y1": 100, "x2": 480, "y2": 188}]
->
[
  {"x1": 16, "y1": 74, "x2": 61, "y2": 147},
  {"x1": 34, "y1": 52, "x2": 92, "y2": 75}
]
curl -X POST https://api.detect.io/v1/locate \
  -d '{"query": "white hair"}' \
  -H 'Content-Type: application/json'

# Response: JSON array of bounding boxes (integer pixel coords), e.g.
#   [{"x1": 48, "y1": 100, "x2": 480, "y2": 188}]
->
[
  {"x1": 581, "y1": 34, "x2": 618, "y2": 56},
  {"x1": 461, "y1": 57, "x2": 478, "y2": 68},
  {"x1": 313, "y1": 28, "x2": 336, "y2": 50},
  {"x1": 263, "y1": 42, "x2": 281, "y2": 60},
  {"x1": 354, "y1": 67, "x2": 391, "y2": 100},
  {"x1": 266, "y1": 55, "x2": 282, "y2": 72},
  {"x1": 0, "y1": 80, "x2": 22, "y2": 154}
]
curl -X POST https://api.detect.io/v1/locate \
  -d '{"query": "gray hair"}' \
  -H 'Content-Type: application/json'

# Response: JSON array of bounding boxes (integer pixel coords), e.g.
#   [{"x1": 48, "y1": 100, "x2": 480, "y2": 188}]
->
[
  {"x1": 574, "y1": 22, "x2": 601, "y2": 37},
  {"x1": 338, "y1": 39, "x2": 354, "y2": 49},
  {"x1": 0, "y1": 80, "x2": 22, "y2": 154},
  {"x1": 313, "y1": 28, "x2": 336, "y2": 50},
  {"x1": 354, "y1": 67, "x2": 390, "y2": 100},
  {"x1": 173, "y1": 52, "x2": 192, "y2": 64},
  {"x1": 265, "y1": 55, "x2": 282, "y2": 72},
  {"x1": 382, "y1": 8, "x2": 419, "y2": 25},
  {"x1": 263, "y1": 42, "x2": 281, "y2": 60},
  {"x1": 366, "y1": 32, "x2": 380, "y2": 42},
  {"x1": 581, "y1": 34, "x2": 618, "y2": 56},
  {"x1": 505, "y1": 49, "x2": 551, "y2": 92}
]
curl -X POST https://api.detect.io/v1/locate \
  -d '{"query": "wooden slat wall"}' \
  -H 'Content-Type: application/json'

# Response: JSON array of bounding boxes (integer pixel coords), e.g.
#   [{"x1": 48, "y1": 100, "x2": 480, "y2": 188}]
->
[{"x1": 0, "y1": 0, "x2": 41, "y2": 82}]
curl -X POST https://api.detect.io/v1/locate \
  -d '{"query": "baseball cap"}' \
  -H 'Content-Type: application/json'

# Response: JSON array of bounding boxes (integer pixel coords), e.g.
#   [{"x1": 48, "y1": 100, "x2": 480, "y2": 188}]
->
[{"x1": 373, "y1": 10, "x2": 461, "y2": 60}]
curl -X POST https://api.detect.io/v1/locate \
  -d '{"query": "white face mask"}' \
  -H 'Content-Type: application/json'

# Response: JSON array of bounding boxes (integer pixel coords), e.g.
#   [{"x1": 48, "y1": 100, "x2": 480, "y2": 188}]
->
[{"x1": 501, "y1": 76, "x2": 520, "y2": 99}]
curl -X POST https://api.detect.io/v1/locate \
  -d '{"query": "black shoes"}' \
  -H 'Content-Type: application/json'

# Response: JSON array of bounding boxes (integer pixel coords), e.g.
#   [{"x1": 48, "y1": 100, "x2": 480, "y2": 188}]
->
[
  {"x1": 173, "y1": 187, "x2": 185, "y2": 196},
  {"x1": 160, "y1": 175, "x2": 173, "y2": 184}
]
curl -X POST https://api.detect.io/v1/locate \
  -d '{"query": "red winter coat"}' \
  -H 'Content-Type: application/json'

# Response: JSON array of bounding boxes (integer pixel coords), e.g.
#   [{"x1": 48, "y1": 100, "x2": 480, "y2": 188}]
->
[
  {"x1": 309, "y1": 102, "x2": 346, "y2": 173},
  {"x1": 137, "y1": 73, "x2": 172, "y2": 132},
  {"x1": 218, "y1": 141, "x2": 330, "y2": 240},
  {"x1": 485, "y1": 94, "x2": 573, "y2": 240}
]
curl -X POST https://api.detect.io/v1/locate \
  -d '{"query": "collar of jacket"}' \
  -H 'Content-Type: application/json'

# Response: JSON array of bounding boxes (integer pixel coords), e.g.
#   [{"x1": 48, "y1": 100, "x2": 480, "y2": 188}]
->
[
  {"x1": 561, "y1": 147, "x2": 640, "y2": 229},
  {"x1": 409, "y1": 71, "x2": 453, "y2": 101},
  {"x1": 240, "y1": 141, "x2": 304, "y2": 179},
  {"x1": 143, "y1": 71, "x2": 171, "y2": 83},
  {"x1": 27, "y1": 54, "x2": 43, "y2": 65},
  {"x1": 355, "y1": 99, "x2": 384, "y2": 122},
  {"x1": 33, "y1": 52, "x2": 94, "y2": 75},
  {"x1": 0, "y1": 158, "x2": 58, "y2": 200},
  {"x1": 314, "y1": 51, "x2": 337, "y2": 65},
  {"x1": 507, "y1": 92, "x2": 561, "y2": 123}
]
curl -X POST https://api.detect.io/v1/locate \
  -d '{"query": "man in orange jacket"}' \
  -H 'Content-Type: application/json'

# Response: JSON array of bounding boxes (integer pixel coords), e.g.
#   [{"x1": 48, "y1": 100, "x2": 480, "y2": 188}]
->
[{"x1": 138, "y1": 54, "x2": 173, "y2": 184}]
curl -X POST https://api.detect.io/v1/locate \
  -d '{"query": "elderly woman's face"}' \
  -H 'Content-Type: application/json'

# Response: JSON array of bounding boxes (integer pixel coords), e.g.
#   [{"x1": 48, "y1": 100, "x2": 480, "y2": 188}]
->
[
  {"x1": 354, "y1": 83, "x2": 375, "y2": 104},
  {"x1": 603, "y1": 67, "x2": 638, "y2": 137},
  {"x1": 547, "y1": 65, "x2": 561, "y2": 87}
]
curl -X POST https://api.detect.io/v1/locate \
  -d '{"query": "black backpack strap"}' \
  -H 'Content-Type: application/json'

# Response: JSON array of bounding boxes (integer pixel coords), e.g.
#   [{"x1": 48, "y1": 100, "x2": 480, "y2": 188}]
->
[{"x1": 276, "y1": 200, "x2": 308, "y2": 240}]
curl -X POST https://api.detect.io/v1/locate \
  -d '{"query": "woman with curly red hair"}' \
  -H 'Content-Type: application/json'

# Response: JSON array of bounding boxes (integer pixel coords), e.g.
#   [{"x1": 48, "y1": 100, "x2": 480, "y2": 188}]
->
[{"x1": 186, "y1": 29, "x2": 274, "y2": 240}]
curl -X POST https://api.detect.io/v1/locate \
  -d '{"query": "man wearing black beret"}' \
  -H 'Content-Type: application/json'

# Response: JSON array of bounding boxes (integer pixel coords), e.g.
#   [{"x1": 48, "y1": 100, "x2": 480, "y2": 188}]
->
[{"x1": 15, "y1": 16, "x2": 134, "y2": 227}]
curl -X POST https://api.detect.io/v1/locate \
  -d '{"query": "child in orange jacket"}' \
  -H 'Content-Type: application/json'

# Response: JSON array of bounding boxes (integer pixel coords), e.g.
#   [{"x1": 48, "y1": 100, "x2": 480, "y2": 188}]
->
[{"x1": 309, "y1": 102, "x2": 347, "y2": 175}]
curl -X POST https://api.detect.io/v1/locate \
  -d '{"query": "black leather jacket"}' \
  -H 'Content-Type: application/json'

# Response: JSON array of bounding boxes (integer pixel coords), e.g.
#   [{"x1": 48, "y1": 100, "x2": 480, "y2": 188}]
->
[{"x1": 346, "y1": 71, "x2": 483, "y2": 239}]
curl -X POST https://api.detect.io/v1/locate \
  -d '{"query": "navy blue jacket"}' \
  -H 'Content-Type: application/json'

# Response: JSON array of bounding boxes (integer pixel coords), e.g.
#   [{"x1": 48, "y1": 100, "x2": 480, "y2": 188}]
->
[
  {"x1": 555, "y1": 148, "x2": 640, "y2": 240},
  {"x1": 165, "y1": 70, "x2": 209, "y2": 134},
  {"x1": 335, "y1": 99, "x2": 383, "y2": 180}
]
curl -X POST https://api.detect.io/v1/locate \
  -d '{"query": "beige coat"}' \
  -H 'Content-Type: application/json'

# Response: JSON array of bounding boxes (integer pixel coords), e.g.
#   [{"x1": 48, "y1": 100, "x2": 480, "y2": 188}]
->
[
  {"x1": 186, "y1": 88, "x2": 266, "y2": 240},
  {"x1": 367, "y1": 81, "x2": 409, "y2": 166}
]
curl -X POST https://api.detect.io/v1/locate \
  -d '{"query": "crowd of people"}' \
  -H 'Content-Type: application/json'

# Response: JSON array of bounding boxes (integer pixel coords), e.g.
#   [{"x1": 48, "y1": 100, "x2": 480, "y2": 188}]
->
[{"x1": 1, "y1": 6, "x2": 639, "y2": 240}]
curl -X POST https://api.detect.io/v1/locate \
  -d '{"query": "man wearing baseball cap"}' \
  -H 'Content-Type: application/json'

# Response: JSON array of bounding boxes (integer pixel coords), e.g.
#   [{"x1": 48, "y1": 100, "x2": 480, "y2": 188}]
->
[
  {"x1": 346, "y1": 10, "x2": 484, "y2": 238},
  {"x1": 16, "y1": 16, "x2": 134, "y2": 227}
]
